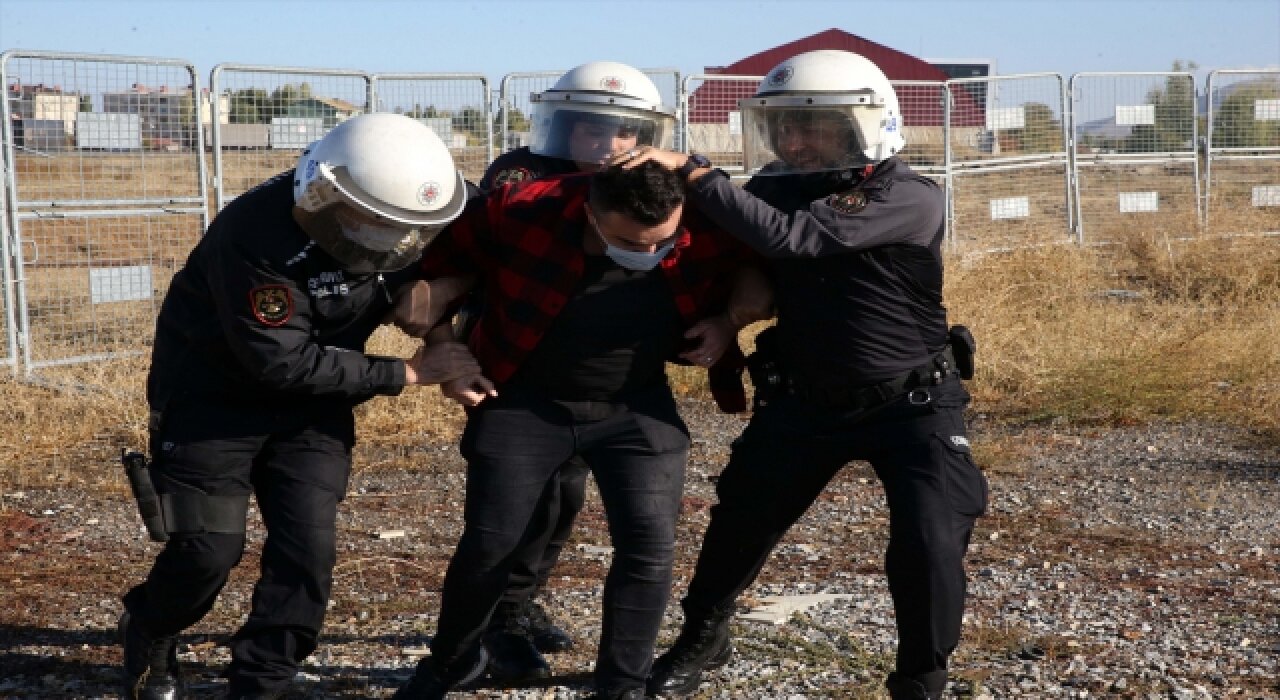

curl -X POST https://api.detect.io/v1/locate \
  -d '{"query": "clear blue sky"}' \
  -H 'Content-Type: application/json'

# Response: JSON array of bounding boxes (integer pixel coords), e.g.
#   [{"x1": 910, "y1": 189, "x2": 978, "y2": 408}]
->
[{"x1": 1, "y1": 0, "x2": 1277, "y2": 83}]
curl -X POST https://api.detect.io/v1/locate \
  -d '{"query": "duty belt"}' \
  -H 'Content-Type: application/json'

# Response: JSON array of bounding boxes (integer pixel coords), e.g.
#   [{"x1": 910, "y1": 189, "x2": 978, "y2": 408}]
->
[{"x1": 787, "y1": 346, "x2": 959, "y2": 412}]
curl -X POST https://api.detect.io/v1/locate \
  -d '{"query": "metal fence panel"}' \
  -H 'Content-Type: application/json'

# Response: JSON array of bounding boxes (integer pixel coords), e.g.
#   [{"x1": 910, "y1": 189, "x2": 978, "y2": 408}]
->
[
  {"x1": 209, "y1": 64, "x2": 371, "y2": 210},
  {"x1": 893, "y1": 80, "x2": 949, "y2": 179},
  {"x1": 13, "y1": 209, "x2": 204, "y2": 379},
  {"x1": 1205, "y1": 69, "x2": 1280, "y2": 235},
  {"x1": 947, "y1": 74, "x2": 1072, "y2": 251},
  {"x1": 1, "y1": 50, "x2": 207, "y2": 209},
  {"x1": 497, "y1": 68, "x2": 680, "y2": 156},
  {"x1": 1, "y1": 51, "x2": 209, "y2": 385},
  {"x1": 0, "y1": 160, "x2": 14, "y2": 371},
  {"x1": 371, "y1": 72, "x2": 492, "y2": 183},
  {"x1": 680, "y1": 74, "x2": 761, "y2": 177},
  {"x1": 1069, "y1": 72, "x2": 1200, "y2": 244}
]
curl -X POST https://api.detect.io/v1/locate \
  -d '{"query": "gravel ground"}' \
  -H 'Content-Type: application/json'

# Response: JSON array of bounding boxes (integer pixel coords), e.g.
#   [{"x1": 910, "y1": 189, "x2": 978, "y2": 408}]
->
[{"x1": 1, "y1": 398, "x2": 1278, "y2": 699}]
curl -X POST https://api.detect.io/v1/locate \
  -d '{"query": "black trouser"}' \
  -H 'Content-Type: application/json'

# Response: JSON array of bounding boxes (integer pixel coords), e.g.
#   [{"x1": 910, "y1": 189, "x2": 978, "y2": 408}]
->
[
  {"x1": 683, "y1": 377, "x2": 987, "y2": 678},
  {"x1": 431, "y1": 385, "x2": 690, "y2": 692},
  {"x1": 498, "y1": 455, "x2": 591, "y2": 606},
  {"x1": 122, "y1": 398, "x2": 355, "y2": 695}
]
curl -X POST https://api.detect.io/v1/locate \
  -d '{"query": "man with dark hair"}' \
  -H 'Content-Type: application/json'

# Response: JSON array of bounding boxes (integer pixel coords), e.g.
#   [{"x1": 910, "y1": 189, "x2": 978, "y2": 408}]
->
[
  {"x1": 392, "y1": 161, "x2": 770, "y2": 700},
  {"x1": 471, "y1": 63, "x2": 681, "y2": 683}
]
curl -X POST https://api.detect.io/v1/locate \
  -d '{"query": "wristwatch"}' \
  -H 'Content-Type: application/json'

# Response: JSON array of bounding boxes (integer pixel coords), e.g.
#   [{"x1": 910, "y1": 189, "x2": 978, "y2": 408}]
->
[{"x1": 675, "y1": 153, "x2": 712, "y2": 179}]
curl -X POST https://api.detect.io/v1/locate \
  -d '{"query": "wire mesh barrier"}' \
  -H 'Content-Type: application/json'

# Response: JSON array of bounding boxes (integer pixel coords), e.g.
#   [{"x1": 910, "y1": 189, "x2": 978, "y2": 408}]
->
[
  {"x1": 207, "y1": 64, "x2": 371, "y2": 211},
  {"x1": 1, "y1": 50, "x2": 208, "y2": 387},
  {"x1": 681, "y1": 74, "x2": 762, "y2": 179},
  {"x1": 1, "y1": 176, "x2": 13, "y2": 370},
  {"x1": 370, "y1": 73, "x2": 492, "y2": 182},
  {"x1": 497, "y1": 68, "x2": 681, "y2": 156},
  {"x1": 948, "y1": 74, "x2": 1072, "y2": 252},
  {"x1": 1069, "y1": 73, "x2": 1201, "y2": 246},
  {"x1": 1204, "y1": 69, "x2": 1280, "y2": 236},
  {"x1": 3, "y1": 49, "x2": 1279, "y2": 385},
  {"x1": 893, "y1": 80, "x2": 949, "y2": 181}
]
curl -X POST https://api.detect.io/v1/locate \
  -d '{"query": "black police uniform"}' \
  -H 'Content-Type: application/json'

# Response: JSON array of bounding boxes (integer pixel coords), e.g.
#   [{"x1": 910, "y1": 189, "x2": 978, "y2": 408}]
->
[
  {"x1": 475, "y1": 147, "x2": 589, "y2": 641},
  {"x1": 123, "y1": 171, "x2": 418, "y2": 697},
  {"x1": 655, "y1": 157, "x2": 988, "y2": 698}
]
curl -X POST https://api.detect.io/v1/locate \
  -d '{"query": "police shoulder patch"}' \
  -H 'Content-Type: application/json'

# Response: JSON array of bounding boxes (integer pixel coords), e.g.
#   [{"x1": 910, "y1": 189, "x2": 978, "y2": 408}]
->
[
  {"x1": 492, "y1": 167, "x2": 533, "y2": 187},
  {"x1": 827, "y1": 188, "x2": 869, "y2": 214},
  {"x1": 250, "y1": 285, "x2": 293, "y2": 326}
]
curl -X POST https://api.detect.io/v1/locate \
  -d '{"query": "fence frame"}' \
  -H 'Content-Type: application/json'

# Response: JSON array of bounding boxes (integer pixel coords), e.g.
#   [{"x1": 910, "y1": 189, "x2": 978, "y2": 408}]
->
[
  {"x1": 1, "y1": 49, "x2": 209, "y2": 380},
  {"x1": 369, "y1": 71, "x2": 494, "y2": 166},
  {"x1": 947, "y1": 72, "x2": 1074, "y2": 250},
  {"x1": 208, "y1": 63, "x2": 373, "y2": 211},
  {"x1": 1203, "y1": 68, "x2": 1280, "y2": 232},
  {"x1": 1068, "y1": 71, "x2": 1201, "y2": 244}
]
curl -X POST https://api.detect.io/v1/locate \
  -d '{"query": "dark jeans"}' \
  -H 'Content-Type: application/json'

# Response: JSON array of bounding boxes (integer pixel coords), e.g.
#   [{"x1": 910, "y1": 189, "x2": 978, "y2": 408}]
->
[
  {"x1": 683, "y1": 377, "x2": 987, "y2": 678},
  {"x1": 122, "y1": 399, "x2": 355, "y2": 695},
  {"x1": 499, "y1": 454, "x2": 591, "y2": 606},
  {"x1": 431, "y1": 385, "x2": 690, "y2": 691}
]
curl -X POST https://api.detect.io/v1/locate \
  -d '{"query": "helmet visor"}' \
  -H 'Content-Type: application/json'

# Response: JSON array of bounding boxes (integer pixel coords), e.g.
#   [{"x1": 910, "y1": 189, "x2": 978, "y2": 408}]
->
[
  {"x1": 295, "y1": 202, "x2": 445, "y2": 274},
  {"x1": 529, "y1": 102, "x2": 674, "y2": 164},
  {"x1": 742, "y1": 103, "x2": 882, "y2": 175}
]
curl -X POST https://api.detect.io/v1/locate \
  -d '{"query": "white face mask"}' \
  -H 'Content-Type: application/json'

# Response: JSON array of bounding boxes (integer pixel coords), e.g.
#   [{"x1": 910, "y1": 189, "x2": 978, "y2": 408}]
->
[
  {"x1": 603, "y1": 239, "x2": 674, "y2": 271},
  {"x1": 589, "y1": 207, "x2": 677, "y2": 271}
]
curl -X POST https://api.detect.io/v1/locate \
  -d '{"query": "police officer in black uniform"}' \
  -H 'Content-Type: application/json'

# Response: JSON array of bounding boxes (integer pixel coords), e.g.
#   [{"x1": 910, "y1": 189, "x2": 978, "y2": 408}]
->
[
  {"x1": 619, "y1": 50, "x2": 988, "y2": 700},
  {"x1": 464, "y1": 61, "x2": 683, "y2": 684},
  {"x1": 118, "y1": 113, "x2": 481, "y2": 700}
]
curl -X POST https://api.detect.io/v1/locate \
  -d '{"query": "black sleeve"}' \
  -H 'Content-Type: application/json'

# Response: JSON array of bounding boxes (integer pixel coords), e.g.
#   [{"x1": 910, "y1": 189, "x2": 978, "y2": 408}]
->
[
  {"x1": 687, "y1": 170, "x2": 943, "y2": 258},
  {"x1": 205, "y1": 235, "x2": 406, "y2": 401}
]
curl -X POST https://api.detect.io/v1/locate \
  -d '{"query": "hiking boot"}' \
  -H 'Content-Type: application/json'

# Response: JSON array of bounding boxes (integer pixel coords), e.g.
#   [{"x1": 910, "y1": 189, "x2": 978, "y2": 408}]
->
[
  {"x1": 484, "y1": 603, "x2": 551, "y2": 684},
  {"x1": 118, "y1": 612, "x2": 184, "y2": 700},
  {"x1": 885, "y1": 670, "x2": 947, "y2": 700},
  {"x1": 645, "y1": 606, "x2": 732, "y2": 697},
  {"x1": 391, "y1": 646, "x2": 489, "y2": 700},
  {"x1": 525, "y1": 598, "x2": 574, "y2": 653}
]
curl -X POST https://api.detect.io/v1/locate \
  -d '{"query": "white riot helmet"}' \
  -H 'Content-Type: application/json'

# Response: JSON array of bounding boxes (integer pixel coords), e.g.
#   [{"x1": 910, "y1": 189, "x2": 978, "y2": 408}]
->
[
  {"x1": 740, "y1": 50, "x2": 906, "y2": 175},
  {"x1": 293, "y1": 112, "x2": 467, "y2": 273},
  {"x1": 529, "y1": 61, "x2": 677, "y2": 165}
]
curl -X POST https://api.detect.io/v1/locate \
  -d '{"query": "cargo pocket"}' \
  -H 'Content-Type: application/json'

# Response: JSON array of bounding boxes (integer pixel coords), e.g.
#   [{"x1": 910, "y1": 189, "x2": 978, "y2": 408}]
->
[{"x1": 934, "y1": 432, "x2": 988, "y2": 517}]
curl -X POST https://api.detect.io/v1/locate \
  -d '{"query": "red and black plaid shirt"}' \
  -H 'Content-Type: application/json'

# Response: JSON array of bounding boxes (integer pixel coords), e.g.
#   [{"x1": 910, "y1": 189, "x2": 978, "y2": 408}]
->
[{"x1": 420, "y1": 172, "x2": 753, "y2": 412}]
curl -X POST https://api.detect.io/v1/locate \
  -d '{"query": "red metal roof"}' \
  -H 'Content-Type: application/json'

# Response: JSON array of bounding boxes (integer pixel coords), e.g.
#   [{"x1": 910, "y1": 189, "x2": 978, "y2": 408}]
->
[{"x1": 689, "y1": 28, "x2": 982, "y2": 127}]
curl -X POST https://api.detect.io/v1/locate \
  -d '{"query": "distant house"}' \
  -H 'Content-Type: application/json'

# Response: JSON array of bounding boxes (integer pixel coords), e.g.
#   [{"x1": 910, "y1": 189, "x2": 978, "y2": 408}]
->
[
  {"x1": 101, "y1": 84, "x2": 231, "y2": 149},
  {"x1": 6, "y1": 82, "x2": 81, "y2": 147},
  {"x1": 284, "y1": 96, "x2": 362, "y2": 128}
]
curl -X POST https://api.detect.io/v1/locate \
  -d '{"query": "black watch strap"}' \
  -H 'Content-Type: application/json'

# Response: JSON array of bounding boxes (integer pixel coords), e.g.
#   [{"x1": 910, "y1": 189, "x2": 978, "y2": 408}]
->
[{"x1": 676, "y1": 153, "x2": 711, "y2": 179}]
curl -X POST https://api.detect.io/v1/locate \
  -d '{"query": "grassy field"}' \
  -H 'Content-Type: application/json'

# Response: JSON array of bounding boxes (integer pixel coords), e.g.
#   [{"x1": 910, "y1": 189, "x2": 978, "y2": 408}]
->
[{"x1": 3, "y1": 224, "x2": 1278, "y2": 491}]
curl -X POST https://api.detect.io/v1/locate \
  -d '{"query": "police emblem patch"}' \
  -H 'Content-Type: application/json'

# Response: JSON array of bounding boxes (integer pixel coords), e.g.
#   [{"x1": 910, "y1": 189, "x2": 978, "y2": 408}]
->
[
  {"x1": 417, "y1": 181, "x2": 440, "y2": 205},
  {"x1": 250, "y1": 285, "x2": 293, "y2": 326},
  {"x1": 828, "y1": 189, "x2": 869, "y2": 214},
  {"x1": 492, "y1": 167, "x2": 532, "y2": 186},
  {"x1": 768, "y1": 66, "x2": 793, "y2": 87}
]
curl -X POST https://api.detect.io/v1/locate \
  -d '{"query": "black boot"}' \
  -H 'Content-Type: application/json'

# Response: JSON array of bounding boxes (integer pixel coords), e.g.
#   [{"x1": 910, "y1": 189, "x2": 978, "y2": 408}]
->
[
  {"x1": 645, "y1": 605, "x2": 732, "y2": 697},
  {"x1": 885, "y1": 670, "x2": 947, "y2": 700},
  {"x1": 224, "y1": 690, "x2": 284, "y2": 700},
  {"x1": 391, "y1": 646, "x2": 489, "y2": 700},
  {"x1": 587, "y1": 687, "x2": 650, "y2": 699},
  {"x1": 119, "y1": 612, "x2": 184, "y2": 700},
  {"x1": 525, "y1": 598, "x2": 574, "y2": 653},
  {"x1": 484, "y1": 602, "x2": 551, "y2": 684}
]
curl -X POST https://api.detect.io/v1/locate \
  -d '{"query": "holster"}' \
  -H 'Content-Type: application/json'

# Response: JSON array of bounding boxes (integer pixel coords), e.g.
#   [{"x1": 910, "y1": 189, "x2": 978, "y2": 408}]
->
[
  {"x1": 121, "y1": 449, "x2": 168, "y2": 543},
  {"x1": 948, "y1": 325, "x2": 977, "y2": 380}
]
